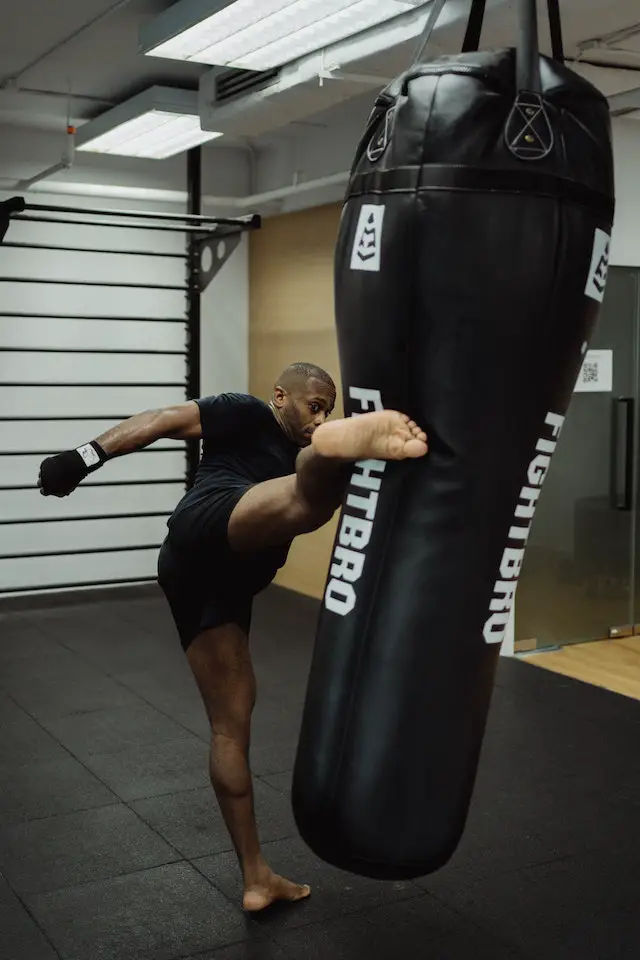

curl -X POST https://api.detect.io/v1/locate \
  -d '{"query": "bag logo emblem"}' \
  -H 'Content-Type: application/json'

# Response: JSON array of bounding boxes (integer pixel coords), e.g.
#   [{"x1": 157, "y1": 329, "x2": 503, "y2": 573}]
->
[{"x1": 350, "y1": 205, "x2": 386, "y2": 273}]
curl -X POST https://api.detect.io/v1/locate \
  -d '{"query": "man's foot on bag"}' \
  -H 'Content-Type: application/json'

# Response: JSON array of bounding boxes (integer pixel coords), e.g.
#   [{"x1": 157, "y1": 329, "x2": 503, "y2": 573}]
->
[{"x1": 312, "y1": 409, "x2": 428, "y2": 461}]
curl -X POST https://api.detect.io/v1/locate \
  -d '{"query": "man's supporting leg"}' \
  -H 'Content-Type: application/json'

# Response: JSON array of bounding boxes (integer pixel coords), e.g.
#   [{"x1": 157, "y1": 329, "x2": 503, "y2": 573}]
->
[
  {"x1": 186, "y1": 623, "x2": 310, "y2": 912},
  {"x1": 229, "y1": 409, "x2": 428, "y2": 553}
]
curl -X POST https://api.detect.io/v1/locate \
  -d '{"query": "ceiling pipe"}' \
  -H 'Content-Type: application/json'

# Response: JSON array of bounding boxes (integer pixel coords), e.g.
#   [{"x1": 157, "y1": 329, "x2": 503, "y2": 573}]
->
[
  {"x1": 14, "y1": 126, "x2": 76, "y2": 192},
  {"x1": 608, "y1": 86, "x2": 640, "y2": 117},
  {"x1": 15, "y1": 160, "x2": 71, "y2": 192},
  {"x1": 0, "y1": 84, "x2": 115, "y2": 106},
  {"x1": 578, "y1": 21, "x2": 640, "y2": 54},
  {"x1": 0, "y1": 169, "x2": 350, "y2": 212}
]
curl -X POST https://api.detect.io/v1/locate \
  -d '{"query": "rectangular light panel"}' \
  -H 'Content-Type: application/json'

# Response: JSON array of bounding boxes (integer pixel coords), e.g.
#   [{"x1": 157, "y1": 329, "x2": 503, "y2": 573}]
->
[
  {"x1": 76, "y1": 111, "x2": 223, "y2": 159},
  {"x1": 145, "y1": 0, "x2": 424, "y2": 70}
]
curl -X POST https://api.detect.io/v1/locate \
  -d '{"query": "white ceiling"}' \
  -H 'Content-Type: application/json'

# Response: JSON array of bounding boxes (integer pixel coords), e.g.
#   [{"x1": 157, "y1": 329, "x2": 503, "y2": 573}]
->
[
  {"x1": 0, "y1": 0, "x2": 211, "y2": 130},
  {"x1": 351, "y1": 0, "x2": 640, "y2": 92},
  {"x1": 0, "y1": 0, "x2": 639, "y2": 139}
]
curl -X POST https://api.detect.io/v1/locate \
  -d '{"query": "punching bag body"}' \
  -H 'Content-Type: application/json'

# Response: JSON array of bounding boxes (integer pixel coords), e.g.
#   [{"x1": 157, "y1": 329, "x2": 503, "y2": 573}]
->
[{"x1": 292, "y1": 1, "x2": 615, "y2": 881}]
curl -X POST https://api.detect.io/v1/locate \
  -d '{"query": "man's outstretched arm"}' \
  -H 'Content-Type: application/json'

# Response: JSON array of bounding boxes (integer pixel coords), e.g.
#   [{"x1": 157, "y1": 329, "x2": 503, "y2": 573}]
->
[
  {"x1": 38, "y1": 400, "x2": 202, "y2": 498},
  {"x1": 94, "y1": 401, "x2": 202, "y2": 456}
]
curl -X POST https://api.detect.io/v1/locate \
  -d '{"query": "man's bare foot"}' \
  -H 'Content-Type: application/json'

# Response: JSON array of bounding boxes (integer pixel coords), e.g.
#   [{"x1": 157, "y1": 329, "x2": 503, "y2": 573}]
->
[
  {"x1": 243, "y1": 868, "x2": 311, "y2": 912},
  {"x1": 312, "y1": 409, "x2": 428, "y2": 462}
]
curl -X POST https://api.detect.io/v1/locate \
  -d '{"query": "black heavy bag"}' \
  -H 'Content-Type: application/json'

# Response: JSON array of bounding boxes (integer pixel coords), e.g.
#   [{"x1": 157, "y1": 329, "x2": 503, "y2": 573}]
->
[{"x1": 292, "y1": 0, "x2": 615, "y2": 880}]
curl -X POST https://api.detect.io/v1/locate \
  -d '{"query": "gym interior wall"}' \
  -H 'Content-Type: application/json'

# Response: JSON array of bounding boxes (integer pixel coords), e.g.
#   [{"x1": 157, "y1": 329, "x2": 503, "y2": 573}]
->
[
  {"x1": 0, "y1": 189, "x2": 255, "y2": 598},
  {"x1": 609, "y1": 120, "x2": 640, "y2": 267},
  {"x1": 249, "y1": 202, "x2": 343, "y2": 599},
  {"x1": 200, "y1": 230, "x2": 249, "y2": 398}
]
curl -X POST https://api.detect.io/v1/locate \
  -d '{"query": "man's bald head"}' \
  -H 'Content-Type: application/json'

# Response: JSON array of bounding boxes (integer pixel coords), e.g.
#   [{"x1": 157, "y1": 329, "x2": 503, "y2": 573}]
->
[
  {"x1": 271, "y1": 362, "x2": 337, "y2": 447},
  {"x1": 275, "y1": 362, "x2": 335, "y2": 395}
]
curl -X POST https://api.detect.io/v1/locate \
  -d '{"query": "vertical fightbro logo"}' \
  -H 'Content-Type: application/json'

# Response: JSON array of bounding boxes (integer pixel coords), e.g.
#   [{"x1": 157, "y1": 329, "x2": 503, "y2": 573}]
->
[
  {"x1": 483, "y1": 412, "x2": 565, "y2": 645},
  {"x1": 350, "y1": 205, "x2": 385, "y2": 273},
  {"x1": 585, "y1": 228, "x2": 610, "y2": 303},
  {"x1": 324, "y1": 387, "x2": 385, "y2": 617}
]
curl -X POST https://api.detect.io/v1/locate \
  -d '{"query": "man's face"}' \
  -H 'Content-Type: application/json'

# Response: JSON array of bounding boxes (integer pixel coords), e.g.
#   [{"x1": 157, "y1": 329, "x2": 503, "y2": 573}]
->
[{"x1": 275, "y1": 376, "x2": 336, "y2": 446}]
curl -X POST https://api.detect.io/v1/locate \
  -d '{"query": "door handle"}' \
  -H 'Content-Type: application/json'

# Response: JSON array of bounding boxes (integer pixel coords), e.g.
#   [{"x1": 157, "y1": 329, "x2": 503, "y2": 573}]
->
[{"x1": 611, "y1": 397, "x2": 634, "y2": 511}]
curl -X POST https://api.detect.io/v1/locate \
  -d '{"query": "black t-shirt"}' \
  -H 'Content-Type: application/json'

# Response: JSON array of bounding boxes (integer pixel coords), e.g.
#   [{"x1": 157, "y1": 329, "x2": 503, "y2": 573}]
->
[{"x1": 167, "y1": 393, "x2": 299, "y2": 556}]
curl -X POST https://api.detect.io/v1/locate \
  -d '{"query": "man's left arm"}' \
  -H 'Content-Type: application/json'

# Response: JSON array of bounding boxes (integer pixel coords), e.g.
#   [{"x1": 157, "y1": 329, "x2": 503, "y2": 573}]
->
[{"x1": 38, "y1": 401, "x2": 202, "y2": 498}]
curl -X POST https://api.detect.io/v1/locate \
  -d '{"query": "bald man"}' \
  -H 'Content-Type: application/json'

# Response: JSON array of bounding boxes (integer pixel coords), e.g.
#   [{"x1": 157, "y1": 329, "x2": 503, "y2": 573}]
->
[{"x1": 38, "y1": 362, "x2": 428, "y2": 911}]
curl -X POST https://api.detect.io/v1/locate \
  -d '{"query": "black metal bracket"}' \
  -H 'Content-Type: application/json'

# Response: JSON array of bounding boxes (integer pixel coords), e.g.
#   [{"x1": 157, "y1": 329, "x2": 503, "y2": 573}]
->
[
  {"x1": 191, "y1": 214, "x2": 260, "y2": 293},
  {"x1": 195, "y1": 231, "x2": 241, "y2": 293},
  {"x1": 0, "y1": 197, "x2": 25, "y2": 244}
]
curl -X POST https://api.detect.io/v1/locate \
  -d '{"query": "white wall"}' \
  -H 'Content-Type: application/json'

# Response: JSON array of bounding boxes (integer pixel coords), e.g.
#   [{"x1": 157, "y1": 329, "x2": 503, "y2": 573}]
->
[
  {"x1": 0, "y1": 124, "x2": 251, "y2": 199},
  {"x1": 200, "y1": 231, "x2": 249, "y2": 396},
  {"x1": 253, "y1": 94, "x2": 372, "y2": 214},
  {"x1": 610, "y1": 119, "x2": 640, "y2": 268},
  {"x1": 0, "y1": 189, "x2": 186, "y2": 595},
  {"x1": 0, "y1": 157, "x2": 251, "y2": 596}
]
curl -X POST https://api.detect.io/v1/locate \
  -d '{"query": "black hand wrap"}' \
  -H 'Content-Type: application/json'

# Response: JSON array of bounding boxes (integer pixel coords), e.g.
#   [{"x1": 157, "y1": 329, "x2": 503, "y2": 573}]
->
[{"x1": 38, "y1": 441, "x2": 108, "y2": 497}]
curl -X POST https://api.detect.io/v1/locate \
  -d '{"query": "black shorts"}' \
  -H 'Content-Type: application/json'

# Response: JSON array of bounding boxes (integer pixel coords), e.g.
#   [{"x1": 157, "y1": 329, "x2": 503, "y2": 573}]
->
[
  {"x1": 157, "y1": 538, "x2": 254, "y2": 651},
  {"x1": 157, "y1": 485, "x2": 288, "y2": 651}
]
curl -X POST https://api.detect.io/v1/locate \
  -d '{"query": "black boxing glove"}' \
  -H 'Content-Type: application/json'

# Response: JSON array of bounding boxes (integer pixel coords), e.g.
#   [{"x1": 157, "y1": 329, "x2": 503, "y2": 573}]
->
[{"x1": 38, "y1": 441, "x2": 109, "y2": 497}]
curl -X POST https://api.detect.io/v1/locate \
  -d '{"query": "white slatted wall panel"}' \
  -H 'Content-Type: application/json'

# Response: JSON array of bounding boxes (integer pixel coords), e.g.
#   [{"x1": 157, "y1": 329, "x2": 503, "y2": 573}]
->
[{"x1": 0, "y1": 195, "x2": 190, "y2": 595}]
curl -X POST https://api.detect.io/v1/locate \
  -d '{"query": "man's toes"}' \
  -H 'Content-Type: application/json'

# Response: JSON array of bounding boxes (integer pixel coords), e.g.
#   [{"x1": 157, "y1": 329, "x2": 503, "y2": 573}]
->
[{"x1": 290, "y1": 883, "x2": 311, "y2": 902}]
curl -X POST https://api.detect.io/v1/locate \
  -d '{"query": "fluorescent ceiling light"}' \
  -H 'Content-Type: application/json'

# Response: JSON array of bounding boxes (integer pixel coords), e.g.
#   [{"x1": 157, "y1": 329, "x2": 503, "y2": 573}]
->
[
  {"x1": 75, "y1": 86, "x2": 223, "y2": 159},
  {"x1": 140, "y1": 0, "x2": 427, "y2": 71}
]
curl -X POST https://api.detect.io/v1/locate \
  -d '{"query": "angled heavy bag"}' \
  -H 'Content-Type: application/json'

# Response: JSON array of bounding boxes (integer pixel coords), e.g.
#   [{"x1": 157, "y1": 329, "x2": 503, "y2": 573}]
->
[{"x1": 292, "y1": 0, "x2": 615, "y2": 881}]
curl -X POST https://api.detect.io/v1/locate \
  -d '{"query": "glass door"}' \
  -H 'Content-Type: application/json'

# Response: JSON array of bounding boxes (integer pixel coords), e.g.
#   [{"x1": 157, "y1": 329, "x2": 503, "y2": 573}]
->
[{"x1": 516, "y1": 268, "x2": 640, "y2": 650}]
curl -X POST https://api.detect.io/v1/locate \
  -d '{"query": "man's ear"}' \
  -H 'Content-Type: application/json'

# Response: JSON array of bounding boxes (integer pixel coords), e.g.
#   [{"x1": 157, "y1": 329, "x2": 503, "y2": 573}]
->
[{"x1": 272, "y1": 385, "x2": 287, "y2": 408}]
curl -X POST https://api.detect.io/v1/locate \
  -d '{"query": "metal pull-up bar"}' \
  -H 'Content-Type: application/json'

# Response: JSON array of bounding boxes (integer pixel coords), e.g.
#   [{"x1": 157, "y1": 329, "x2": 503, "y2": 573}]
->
[{"x1": 0, "y1": 196, "x2": 261, "y2": 237}]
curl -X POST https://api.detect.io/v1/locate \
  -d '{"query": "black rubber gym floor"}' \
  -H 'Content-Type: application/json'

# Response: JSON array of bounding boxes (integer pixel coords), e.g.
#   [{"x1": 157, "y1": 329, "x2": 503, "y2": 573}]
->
[{"x1": 1, "y1": 584, "x2": 639, "y2": 960}]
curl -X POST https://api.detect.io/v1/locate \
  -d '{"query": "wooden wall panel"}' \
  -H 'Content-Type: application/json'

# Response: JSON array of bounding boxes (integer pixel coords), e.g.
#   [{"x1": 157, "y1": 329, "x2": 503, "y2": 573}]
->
[{"x1": 249, "y1": 203, "x2": 343, "y2": 599}]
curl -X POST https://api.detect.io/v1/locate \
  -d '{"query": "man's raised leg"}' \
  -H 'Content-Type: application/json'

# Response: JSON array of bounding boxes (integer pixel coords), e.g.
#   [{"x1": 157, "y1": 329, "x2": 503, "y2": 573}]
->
[
  {"x1": 186, "y1": 623, "x2": 310, "y2": 912},
  {"x1": 228, "y1": 409, "x2": 428, "y2": 553}
]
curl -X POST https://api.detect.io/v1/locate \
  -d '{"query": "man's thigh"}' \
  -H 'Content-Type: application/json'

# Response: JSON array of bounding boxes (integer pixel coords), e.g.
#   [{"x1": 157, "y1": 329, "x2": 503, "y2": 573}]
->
[{"x1": 227, "y1": 474, "x2": 306, "y2": 553}]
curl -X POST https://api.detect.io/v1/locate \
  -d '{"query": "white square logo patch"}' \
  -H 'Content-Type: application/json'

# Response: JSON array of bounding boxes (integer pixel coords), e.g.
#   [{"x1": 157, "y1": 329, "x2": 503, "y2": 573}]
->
[
  {"x1": 585, "y1": 228, "x2": 611, "y2": 303},
  {"x1": 76, "y1": 443, "x2": 100, "y2": 468},
  {"x1": 350, "y1": 204, "x2": 385, "y2": 272}
]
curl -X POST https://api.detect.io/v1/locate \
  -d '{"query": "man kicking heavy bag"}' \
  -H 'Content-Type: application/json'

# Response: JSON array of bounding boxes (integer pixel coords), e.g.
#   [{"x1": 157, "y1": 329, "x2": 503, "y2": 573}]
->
[{"x1": 292, "y1": 0, "x2": 615, "y2": 880}]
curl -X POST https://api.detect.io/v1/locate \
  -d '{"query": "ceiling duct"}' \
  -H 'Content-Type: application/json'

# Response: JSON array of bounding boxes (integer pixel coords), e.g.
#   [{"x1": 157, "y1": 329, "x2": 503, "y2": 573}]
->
[
  {"x1": 198, "y1": 0, "x2": 499, "y2": 138},
  {"x1": 214, "y1": 67, "x2": 282, "y2": 105},
  {"x1": 199, "y1": 60, "x2": 382, "y2": 137}
]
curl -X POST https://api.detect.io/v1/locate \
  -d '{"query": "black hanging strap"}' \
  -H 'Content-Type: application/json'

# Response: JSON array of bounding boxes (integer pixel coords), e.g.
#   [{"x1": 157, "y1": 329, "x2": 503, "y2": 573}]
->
[
  {"x1": 461, "y1": 0, "x2": 487, "y2": 53},
  {"x1": 547, "y1": 0, "x2": 565, "y2": 63},
  {"x1": 412, "y1": 0, "x2": 565, "y2": 79},
  {"x1": 517, "y1": 0, "x2": 542, "y2": 92}
]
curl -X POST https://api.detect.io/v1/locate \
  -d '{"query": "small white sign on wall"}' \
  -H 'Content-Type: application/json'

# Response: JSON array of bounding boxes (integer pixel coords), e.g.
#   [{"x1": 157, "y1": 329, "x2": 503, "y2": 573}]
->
[{"x1": 574, "y1": 349, "x2": 613, "y2": 393}]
